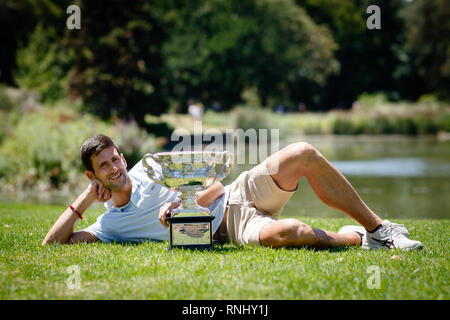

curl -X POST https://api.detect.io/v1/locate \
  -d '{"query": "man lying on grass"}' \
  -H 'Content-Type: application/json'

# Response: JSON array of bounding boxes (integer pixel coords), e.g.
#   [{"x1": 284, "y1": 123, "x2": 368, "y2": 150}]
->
[{"x1": 42, "y1": 134, "x2": 423, "y2": 250}]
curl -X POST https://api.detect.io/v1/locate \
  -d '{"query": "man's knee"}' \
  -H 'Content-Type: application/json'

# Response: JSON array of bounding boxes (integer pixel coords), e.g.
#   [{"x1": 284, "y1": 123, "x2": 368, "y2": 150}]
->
[
  {"x1": 275, "y1": 219, "x2": 317, "y2": 246},
  {"x1": 288, "y1": 142, "x2": 322, "y2": 166}
]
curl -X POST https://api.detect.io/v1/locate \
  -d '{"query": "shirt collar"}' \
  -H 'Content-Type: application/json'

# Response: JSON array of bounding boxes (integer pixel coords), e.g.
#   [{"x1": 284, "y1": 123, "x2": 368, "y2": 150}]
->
[{"x1": 103, "y1": 174, "x2": 141, "y2": 210}]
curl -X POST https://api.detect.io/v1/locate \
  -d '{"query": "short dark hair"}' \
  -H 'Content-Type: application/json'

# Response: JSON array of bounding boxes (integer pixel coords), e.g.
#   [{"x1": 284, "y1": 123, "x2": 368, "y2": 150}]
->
[{"x1": 80, "y1": 134, "x2": 120, "y2": 172}]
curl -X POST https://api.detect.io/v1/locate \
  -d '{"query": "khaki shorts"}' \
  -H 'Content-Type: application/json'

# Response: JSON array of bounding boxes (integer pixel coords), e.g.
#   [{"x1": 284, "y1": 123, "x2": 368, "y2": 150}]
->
[{"x1": 220, "y1": 160, "x2": 297, "y2": 246}]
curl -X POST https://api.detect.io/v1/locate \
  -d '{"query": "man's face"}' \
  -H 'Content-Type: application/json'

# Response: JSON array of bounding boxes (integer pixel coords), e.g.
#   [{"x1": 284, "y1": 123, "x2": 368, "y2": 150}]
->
[{"x1": 87, "y1": 146, "x2": 128, "y2": 190}]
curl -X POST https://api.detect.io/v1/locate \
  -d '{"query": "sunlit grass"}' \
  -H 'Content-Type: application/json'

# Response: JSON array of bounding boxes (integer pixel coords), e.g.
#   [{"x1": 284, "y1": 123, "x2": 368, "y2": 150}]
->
[{"x1": 0, "y1": 202, "x2": 448, "y2": 299}]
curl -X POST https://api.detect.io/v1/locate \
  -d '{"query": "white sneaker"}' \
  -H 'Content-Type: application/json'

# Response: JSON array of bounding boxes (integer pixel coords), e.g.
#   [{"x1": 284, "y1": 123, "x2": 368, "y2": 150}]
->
[
  {"x1": 364, "y1": 220, "x2": 422, "y2": 251},
  {"x1": 383, "y1": 219, "x2": 410, "y2": 237},
  {"x1": 338, "y1": 221, "x2": 409, "y2": 237}
]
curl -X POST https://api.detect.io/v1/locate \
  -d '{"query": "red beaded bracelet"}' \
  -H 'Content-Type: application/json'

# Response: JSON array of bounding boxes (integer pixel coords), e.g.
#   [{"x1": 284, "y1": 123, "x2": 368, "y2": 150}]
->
[{"x1": 69, "y1": 205, "x2": 83, "y2": 220}]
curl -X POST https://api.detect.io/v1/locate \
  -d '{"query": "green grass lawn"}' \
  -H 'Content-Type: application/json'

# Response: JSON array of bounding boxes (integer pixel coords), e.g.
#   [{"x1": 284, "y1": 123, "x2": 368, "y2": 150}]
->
[{"x1": 0, "y1": 202, "x2": 448, "y2": 300}]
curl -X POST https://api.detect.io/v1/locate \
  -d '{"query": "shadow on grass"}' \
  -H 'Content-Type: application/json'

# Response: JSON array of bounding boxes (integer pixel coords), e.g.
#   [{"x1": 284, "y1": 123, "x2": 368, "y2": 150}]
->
[
  {"x1": 309, "y1": 245, "x2": 356, "y2": 253},
  {"x1": 110, "y1": 238, "x2": 356, "y2": 254},
  {"x1": 166, "y1": 244, "x2": 245, "y2": 254},
  {"x1": 111, "y1": 239, "x2": 244, "y2": 254},
  {"x1": 274, "y1": 244, "x2": 356, "y2": 253}
]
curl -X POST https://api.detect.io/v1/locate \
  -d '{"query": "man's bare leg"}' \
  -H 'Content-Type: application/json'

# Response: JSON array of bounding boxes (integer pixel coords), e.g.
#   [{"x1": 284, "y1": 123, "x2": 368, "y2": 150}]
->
[
  {"x1": 258, "y1": 142, "x2": 382, "y2": 248},
  {"x1": 266, "y1": 142, "x2": 383, "y2": 230},
  {"x1": 259, "y1": 219, "x2": 361, "y2": 248}
]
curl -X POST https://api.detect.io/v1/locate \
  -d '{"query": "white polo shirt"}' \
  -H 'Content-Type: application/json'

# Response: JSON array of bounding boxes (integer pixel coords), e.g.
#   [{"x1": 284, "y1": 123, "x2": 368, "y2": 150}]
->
[{"x1": 84, "y1": 159, "x2": 230, "y2": 243}]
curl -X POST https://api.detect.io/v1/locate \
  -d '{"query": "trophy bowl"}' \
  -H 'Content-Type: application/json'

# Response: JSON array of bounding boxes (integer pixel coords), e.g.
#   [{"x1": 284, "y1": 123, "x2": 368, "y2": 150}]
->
[{"x1": 142, "y1": 150, "x2": 233, "y2": 249}]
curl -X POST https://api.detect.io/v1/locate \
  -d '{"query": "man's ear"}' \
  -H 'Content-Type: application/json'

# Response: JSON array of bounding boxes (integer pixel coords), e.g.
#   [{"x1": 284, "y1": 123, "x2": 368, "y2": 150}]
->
[
  {"x1": 85, "y1": 170, "x2": 95, "y2": 181},
  {"x1": 121, "y1": 153, "x2": 127, "y2": 169}
]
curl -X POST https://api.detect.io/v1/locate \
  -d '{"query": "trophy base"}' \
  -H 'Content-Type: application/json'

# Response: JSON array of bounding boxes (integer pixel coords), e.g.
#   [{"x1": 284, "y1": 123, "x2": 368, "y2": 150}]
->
[{"x1": 167, "y1": 216, "x2": 215, "y2": 249}]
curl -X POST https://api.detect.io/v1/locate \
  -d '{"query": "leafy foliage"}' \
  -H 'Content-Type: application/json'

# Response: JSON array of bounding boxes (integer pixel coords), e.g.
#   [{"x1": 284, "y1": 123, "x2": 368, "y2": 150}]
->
[
  {"x1": 66, "y1": 0, "x2": 169, "y2": 125},
  {"x1": 0, "y1": 102, "x2": 162, "y2": 193},
  {"x1": 0, "y1": 0, "x2": 448, "y2": 121},
  {"x1": 14, "y1": 23, "x2": 73, "y2": 103},
  {"x1": 402, "y1": 0, "x2": 450, "y2": 100},
  {"x1": 162, "y1": 0, "x2": 338, "y2": 108},
  {"x1": 0, "y1": 0, "x2": 71, "y2": 84},
  {"x1": 65, "y1": 0, "x2": 339, "y2": 119}
]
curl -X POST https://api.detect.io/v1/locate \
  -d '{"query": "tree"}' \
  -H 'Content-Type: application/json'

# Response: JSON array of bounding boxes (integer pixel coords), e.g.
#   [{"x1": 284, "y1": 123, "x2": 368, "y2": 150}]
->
[
  {"x1": 297, "y1": 0, "x2": 411, "y2": 108},
  {"x1": 0, "y1": 0, "x2": 70, "y2": 86},
  {"x1": 14, "y1": 23, "x2": 73, "y2": 103},
  {"x1": 67, "y1": 0, "x2": 338, "y2": 119},
  {"x1": 162, "y1": 0, "x2": 339, "y2": 110},
  {"x1": 66, "y1": 0, "x2": 169, "y2": 125},
  {"x1": 402, "y1": 0, "x2": 450, "y2": 100}
]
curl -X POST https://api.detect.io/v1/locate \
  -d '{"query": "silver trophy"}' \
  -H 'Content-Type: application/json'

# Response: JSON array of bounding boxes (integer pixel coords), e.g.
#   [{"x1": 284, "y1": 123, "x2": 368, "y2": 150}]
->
[{"x1": 142, "y1": 151, "x2": 232, "y2": 249}]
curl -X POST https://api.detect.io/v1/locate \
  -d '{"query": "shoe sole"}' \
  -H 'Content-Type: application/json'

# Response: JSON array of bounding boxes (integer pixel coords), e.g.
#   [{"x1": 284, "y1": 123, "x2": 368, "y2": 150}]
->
[{"x1": 362, "y1": 242, "x2": 423, "y2": 251}]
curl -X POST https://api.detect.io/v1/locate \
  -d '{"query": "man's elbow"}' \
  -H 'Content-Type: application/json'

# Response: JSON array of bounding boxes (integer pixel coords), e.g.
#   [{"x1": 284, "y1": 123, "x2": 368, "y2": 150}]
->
[
  {"x1": 42, "y1": 233, "x2": 53, "y2": 246},
  {"x1": 42, "y1": 238, "x2": 55, "y2": 246},
  {"x1": 42, "y1": 238, "x2": 58, "y2": 246},
  {"x1": 41, "y1": 234, "x2": 69, "y2": 246}
]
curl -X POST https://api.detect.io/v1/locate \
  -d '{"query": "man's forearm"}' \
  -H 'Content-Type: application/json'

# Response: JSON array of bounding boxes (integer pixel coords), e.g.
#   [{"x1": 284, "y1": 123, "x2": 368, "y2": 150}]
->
[
  {"x1": 196, "y1": 182, "x2": 225, "y2": 207},
  {"x1": 42, "y1": 191, "x2": 94, "y2": 245}
]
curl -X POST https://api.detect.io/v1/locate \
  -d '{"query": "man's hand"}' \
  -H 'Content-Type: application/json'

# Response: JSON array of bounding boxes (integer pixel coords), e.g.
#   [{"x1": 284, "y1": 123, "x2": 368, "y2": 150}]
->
[
  {"x1": 86, "y1": 178, "x2": 111, "y2": 203},
  {"x1": 159, "y1": 201, "x2": 181, "y2": 228}
]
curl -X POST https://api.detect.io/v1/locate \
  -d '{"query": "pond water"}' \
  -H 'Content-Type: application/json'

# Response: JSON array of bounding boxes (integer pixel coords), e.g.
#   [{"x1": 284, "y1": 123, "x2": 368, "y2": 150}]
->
[
  {"x1": 221, "y1": 136, "x2": 450, "y2": 220},
  {"x1": 4, "y1": 136, "x2": 448, "y2": 220}
]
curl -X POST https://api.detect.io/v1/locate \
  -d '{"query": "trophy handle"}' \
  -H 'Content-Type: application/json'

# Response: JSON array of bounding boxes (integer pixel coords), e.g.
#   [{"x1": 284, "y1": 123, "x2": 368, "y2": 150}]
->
[
  {"x1": 142, "y1": 153, "x2": 165, "y2": 185},
  {"x1": 215, "y1": 151, "x2": 233, "y2": 182}
]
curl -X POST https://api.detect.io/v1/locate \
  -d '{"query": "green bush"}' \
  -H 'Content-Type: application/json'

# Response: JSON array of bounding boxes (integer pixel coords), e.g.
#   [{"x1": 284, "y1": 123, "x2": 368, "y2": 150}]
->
[
  {"x1": 391, "y1": 117, "x2": 417, "y2": 135},
  {"x1": 0, "y1": 89, "x2": 15, "y2": 112},
  {"x1": 0, "y1": 89, "x2": 15, "y2": 144},
  {"x1": 418, "y1": 94, "x2": 440, "y2": 104},
  {"x1": 357, "y1": 92, "x2": 389, "y2": 108},
  {"x1": 331, "y1": 116, "x2": 355, "y2": 135},
  {"x1": 0, "y1": 105, "x2": 162, "y2": 193},
  {"x1": 302, "y1": 116, "x2": 329, "y2": 135},
  {"x1": 231, "y1": 105, "x2": 273, "y2": 131},
  {"x1": 370, "y1": 117, "x2": 394, "y2": 134},
  {"x1": 414, "y1": 114, "x2": 439, "y2": 135},
  {"x1": 440, "y1": 113, "x2": 450, "y2": 132}
]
